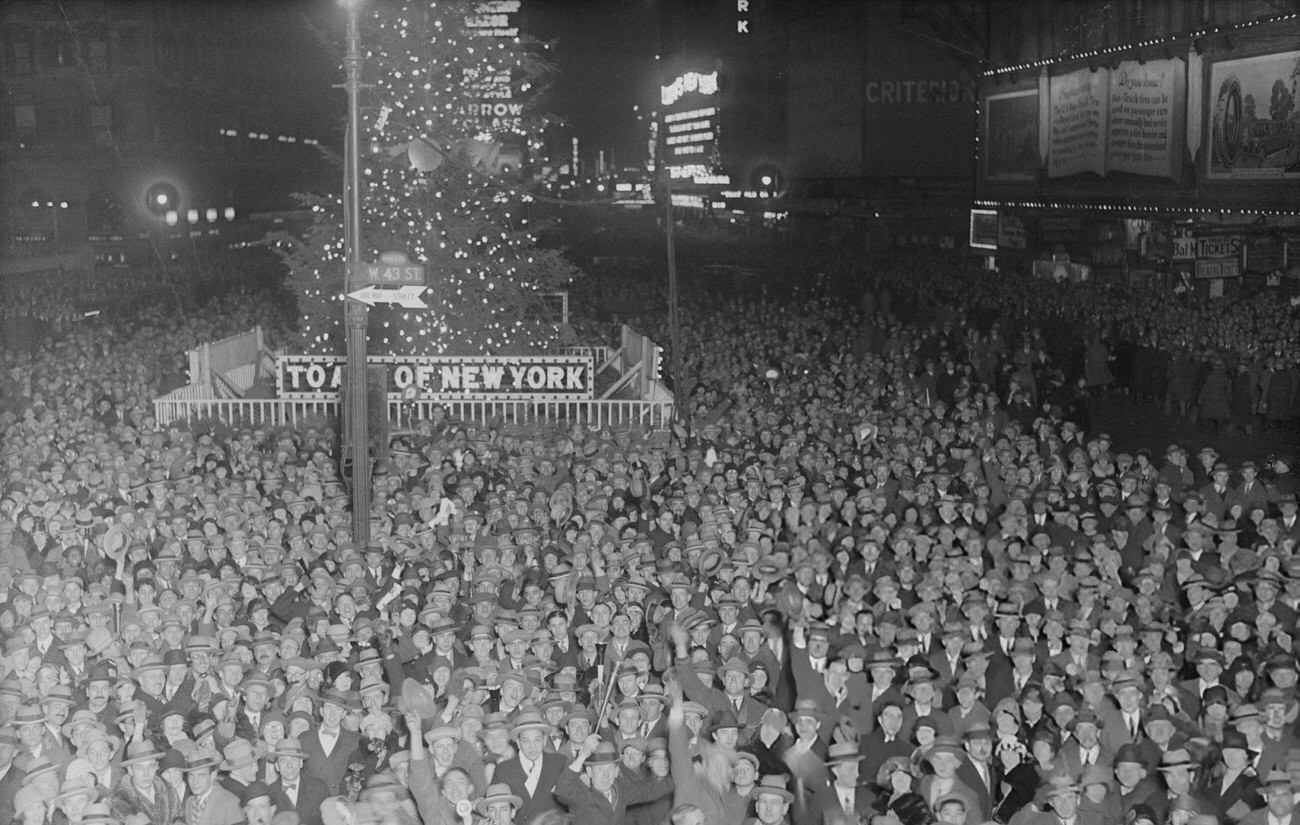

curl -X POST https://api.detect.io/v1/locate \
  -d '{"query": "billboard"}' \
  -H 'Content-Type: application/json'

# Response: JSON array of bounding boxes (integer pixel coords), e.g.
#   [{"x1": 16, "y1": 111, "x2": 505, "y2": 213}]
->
[
  {"x1": 1048, "y1": 67, "x2": 1109, "y2": 178},
  {"x1": 661, "y1": 68, "x2": 722, "y2": 180},
  {"x1": 984, "y1": 90, "x2": 1040, "y2": 181},
  {"x1": 969, "y1": 209, "x2": 999, "y2": 250},
  {"x1": 1207, "y1": 49, "x2": 1300, "y2": 181},
  {"x1": 277, "y1": 354, "x2": 593, "y2": 400},
  {"x1": 786, "y1": 17, "x2": 977, "y2": 179},
  {"x1": 1107, "y1": 59, "x2": 1186, "y2": 179},
  {"x1": 980, "y1": 58, "x2": 1187, "y2": 182}
]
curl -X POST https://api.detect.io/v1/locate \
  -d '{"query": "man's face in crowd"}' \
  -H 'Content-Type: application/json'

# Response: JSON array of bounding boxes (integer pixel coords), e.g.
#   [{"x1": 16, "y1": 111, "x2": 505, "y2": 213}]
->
[
  {"x1": 321, "y1": 702, "x2": 345, "y2": 729},
  {"x1": 566, "y1": 717, "x2": 590, "y2": 742},
  {"x1": 755, "y1": 791, "x2": 790, "y2": 825},
  {"x1": 966, "y1": 735, "x2": 993, "y2": 763},
  {"x1": 1268, "y1": 782, "x2": 1296, "y2": 816},
  {"x1": 187, "y1": 767, "x2": 215, "y2": 795},
  {"x1": 879, "y1": 705, "x2": 903, "y2": 737},
  {"x1": 938, "y1": 801, "x2": 968, "y2": 825}
]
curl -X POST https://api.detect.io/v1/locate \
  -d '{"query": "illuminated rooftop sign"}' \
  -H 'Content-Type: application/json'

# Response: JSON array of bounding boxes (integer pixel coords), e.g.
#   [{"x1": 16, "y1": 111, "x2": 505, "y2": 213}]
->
[{"x1": 661, "y1": 71, "x2": 718, "y2": 106}]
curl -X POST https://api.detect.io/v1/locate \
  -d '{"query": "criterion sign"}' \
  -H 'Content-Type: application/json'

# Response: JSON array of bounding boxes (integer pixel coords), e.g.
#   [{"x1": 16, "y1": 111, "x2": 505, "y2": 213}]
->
[{"x1": 277, "y1": 354, "x2": 594, "y2": 400}]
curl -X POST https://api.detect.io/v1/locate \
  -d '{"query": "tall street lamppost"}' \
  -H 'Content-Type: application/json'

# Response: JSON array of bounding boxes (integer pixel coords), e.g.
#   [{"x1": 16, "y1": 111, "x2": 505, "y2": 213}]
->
[{"x1": 341, "y1": 0, "x2": 370, "y2": 545}]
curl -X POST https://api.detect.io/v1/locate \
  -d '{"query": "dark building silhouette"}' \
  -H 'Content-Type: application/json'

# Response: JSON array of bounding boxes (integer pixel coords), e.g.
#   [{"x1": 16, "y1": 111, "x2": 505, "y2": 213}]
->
[{"x1": 0, "y1": 0, "x2": 337, "y2": 266}]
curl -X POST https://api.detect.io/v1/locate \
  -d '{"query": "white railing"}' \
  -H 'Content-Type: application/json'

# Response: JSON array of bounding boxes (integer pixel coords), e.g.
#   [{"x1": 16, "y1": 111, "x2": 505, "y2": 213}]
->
[
  {"x1": 562, "y1": 345, "x2": 612, "y2": 366},
  {"x1": 154, "y1": 394, "x2": 674, "y2": 430},
  {"x1": 153, "y1": 395, "x2": 341, "y2": 428}
]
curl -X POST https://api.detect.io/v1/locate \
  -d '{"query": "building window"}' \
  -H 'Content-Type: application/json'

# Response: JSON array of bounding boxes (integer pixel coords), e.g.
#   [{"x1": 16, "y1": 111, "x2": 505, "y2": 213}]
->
[
  {"x1": 40, "y1": 30, "x2": 75, "y2": 69},
  {"x1": 91, "y1": 104, "x2": 113, "y2": 146},
  {"x1": 8, "y1": 31, "x2": 34, "y2": 76},
  {"x1": 87, "y1": 34, "x2": 109, "y2": 74},
  {"x1": 37, "y1": 106, "x2": 81, "y2": 143},
  {"x1": 86, "y1": 191, "x2": 124, "y2": 234},
  {"x1": 118, "y1": 29, "x2": 141, "y2": 67},
  {"x1": 13, "y1": 105, "x2": 36, "y2": 145},
  {"x1": 118, "y1": 99, "x2": 149, "y2": 143},
  {"x1": 156, "y1": 29, "x2": 179, "y2": 73}
]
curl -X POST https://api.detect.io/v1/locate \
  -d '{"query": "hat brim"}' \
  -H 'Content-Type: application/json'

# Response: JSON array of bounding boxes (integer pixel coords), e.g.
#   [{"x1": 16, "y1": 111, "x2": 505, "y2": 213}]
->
[
  {"x1": 122, "y1": 750, "x2": 164, "y2": 766},
  {"x1": 756, "y1": 787, "x2": 795, "y2": 803},
  {"x1": 477, "y1": 793, "x2": 524, "y2": 813},
  {"x1": 270, "y1": 749, "x2": 307, "y2": 760}
]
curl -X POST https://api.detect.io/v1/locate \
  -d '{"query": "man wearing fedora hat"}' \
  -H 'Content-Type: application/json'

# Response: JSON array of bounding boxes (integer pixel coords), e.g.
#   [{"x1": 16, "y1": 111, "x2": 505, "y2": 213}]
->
[
  {"x1": 268, "y1": 737, "x2": 329, "y2": 825},
  {"x1": 218, "y1": 738, "x2": 260, "y2": 798},
  {"x1": 553, "y1": 735, "x2": 673, "y2": 825},
  {"x1": 918, "y1": 736, "x2": 981, "y2": 822},
  {"x1": 300, "y1": 688, "x2": 360, "y2": 796},
  {"x1": 65, "y1": 725, "x2": 123, "y2": 793},
  {"x1": 110, "y1": 740, "x2": 183, "y2": 825},
  {"x1": 1016, "y1": 776, "x2": 1107, "y2": 825},
  {"x1": 182, "y1": 748, "x2": 243, "y2": 825},
  {"x1": 477, "y1": 782, "x2": 524, "y2": 825},
  {"x1": 491, "y1": 711, "x2": 566, "y2": 825},
  {"x1": 859, "y1": 697, "x2": 915, "y2": 786},
  {"x1": 809, "y1": 741, "x2": 874, "y2": 823},
  {"x1": 673, "y1": 655, "x2": 770, "y2": 742},
  {"x1": 747, "y1": 775, "x2": 795, "y2": 825},
  {"x1": 1239, "y1": 770, "x2": 1300, "y2": 825},
  {"x1": 233, "y1": 673, "x2": 275, "y2": 744},
  {"x1": 1149, "y1": 747, "x2": 1215, "y2": 823},
  {"x1": 0, "y1": 726, "x2": 25, "y2": 825},
  {"x1": 238, "y1": 780, "x2": 278, "y2": 825}
]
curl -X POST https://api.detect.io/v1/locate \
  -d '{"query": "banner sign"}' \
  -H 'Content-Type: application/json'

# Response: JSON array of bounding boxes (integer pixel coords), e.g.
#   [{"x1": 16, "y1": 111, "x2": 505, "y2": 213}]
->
[
  {"x1": 276, "y1": 354, "x2": 594, "y2": 400},
  {"x1": 998, "y1": 215, "x2": 1027, "y2": 249},
  {"x1": 1107, "y1": 59, "x2": 1185, "y2": 179},
  {"x1": 1196, "y1": 258, "x2": 1241, "y2": 279},
  {"x1": 1172, "y1": 226, "x2": 1196, "y2": 261},
  {"x1": 984, "y1": 90, "x2": 1040, "y2": 181},
  {"x1": 1194, "y1": 235, "x2": 1242, "y2": 279},
  {"x1": 1048, "y1": 67, "x2": 1109, "y2": 178},
  {"x1": 1244, "y1": 235, "x2": 1285, "y2": 272},
  {"x1": 1208, "y1": 49, "x2": 1300, "y2": 181},
  {"x1": 969, "y1": 209, "x2": 999, "y2": 250}
]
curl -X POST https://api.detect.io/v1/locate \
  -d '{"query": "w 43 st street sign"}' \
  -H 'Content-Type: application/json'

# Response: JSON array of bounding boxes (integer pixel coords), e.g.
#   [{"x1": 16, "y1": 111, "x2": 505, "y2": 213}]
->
[{"x1": 350, "y1": 251, "x2": 426, "y2": 287}]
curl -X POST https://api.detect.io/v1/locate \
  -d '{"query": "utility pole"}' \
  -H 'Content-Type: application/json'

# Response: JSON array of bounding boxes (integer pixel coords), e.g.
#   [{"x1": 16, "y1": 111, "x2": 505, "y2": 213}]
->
[
  {"x1": 342, "y1": 0, "x2": 370, "y2": 545},
  {"x1": 657, "y1": 0, "x2": 684, "y2": 425}
]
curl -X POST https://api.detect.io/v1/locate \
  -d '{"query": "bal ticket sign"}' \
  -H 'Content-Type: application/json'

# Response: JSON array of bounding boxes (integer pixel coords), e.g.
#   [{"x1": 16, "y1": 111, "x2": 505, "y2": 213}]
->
[{"x1": 277, "y1": 354, "x2": 594, "y2": 401}]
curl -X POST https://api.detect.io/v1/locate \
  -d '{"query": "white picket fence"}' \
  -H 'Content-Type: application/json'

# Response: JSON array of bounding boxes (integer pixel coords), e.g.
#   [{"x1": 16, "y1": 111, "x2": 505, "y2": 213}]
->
[
  {"x1": 153, "y1": 328, "x2": 671, "y2": 432},
  {"x1": 152, "y1": 395, "x2": 674, "y2": 430}
]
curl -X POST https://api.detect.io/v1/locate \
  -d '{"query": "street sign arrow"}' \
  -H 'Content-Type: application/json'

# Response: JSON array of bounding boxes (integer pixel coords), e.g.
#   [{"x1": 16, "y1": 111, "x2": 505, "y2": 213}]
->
[{"x1": 346, "y1": 284, "x2": 428, "y2": 309}]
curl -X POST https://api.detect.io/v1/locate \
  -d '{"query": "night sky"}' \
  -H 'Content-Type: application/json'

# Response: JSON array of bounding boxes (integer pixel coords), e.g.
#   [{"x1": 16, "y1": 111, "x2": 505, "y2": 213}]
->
[{"x1": 526, "y1": 0, "x2": 660, "y2": 170}]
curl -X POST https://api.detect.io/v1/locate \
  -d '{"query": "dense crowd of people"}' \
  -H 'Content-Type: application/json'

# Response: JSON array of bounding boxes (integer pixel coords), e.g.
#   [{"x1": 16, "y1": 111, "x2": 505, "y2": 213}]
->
[{"x1": 0, "y1": 254, "x2": 1298, "y2": 825}]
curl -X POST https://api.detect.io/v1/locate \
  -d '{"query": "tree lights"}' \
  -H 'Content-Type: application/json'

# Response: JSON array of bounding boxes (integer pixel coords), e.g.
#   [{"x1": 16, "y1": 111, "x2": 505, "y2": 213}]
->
[{"x1": 279, "y1": 0, "x2": 579, "y2": 357}]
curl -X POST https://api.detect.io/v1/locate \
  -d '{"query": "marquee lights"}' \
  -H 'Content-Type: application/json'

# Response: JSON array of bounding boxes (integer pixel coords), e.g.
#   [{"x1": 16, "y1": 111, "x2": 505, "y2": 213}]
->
[
  {"x1": 664, "y1": 107, "x2": 716, "y2": 123},
  {"x1": 984, "y1": 12, "x2": 1299, "y2": 77},
  {"x1": 973, "y1": 199, "x2": 1300, "y2": 217},
  {"x1": 661, "y1": 71, "x2": 718, "y2": 106}
]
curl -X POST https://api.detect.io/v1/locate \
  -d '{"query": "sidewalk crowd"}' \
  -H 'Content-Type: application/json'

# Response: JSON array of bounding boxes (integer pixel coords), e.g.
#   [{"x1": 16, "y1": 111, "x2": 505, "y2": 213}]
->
[{"x1": 0, "y1": 256, "x2": 1298, "y2": 825}]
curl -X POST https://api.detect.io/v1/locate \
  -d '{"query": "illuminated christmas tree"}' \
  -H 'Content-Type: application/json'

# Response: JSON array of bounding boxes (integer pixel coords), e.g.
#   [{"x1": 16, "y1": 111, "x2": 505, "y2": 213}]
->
[{"x1": 279, "y1": 0, "x2": 580, "y2": 356}]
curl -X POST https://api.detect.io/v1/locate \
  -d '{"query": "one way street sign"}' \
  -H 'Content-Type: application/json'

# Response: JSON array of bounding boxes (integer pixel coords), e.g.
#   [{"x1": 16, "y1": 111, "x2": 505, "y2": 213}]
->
[{"x1": 346, "y1": 285, "x2": 428, "y2": 308}]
